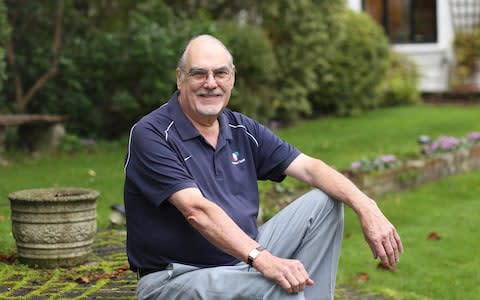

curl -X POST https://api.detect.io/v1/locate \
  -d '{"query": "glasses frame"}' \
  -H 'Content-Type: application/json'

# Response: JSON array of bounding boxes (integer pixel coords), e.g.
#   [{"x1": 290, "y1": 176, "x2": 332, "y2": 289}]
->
[{"x1": 180, "y1": 66, "x2": 234, "y2": 85}]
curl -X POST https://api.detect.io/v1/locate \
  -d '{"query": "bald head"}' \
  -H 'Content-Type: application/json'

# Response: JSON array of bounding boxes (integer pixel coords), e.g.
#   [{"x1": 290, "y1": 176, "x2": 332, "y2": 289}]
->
[
  {"x1": 177, "y1": 35, "x2": 234, "y2": 70},
  {"x1": 175, "y1": 34, "x2": 236, "y2": 123}
]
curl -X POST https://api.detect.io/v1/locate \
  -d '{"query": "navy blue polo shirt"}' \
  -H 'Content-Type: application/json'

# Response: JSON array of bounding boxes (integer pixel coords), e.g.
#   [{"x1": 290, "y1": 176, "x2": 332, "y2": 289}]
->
[{"x1": 123, "y1": 91, "x2": 300, "y2": 271}]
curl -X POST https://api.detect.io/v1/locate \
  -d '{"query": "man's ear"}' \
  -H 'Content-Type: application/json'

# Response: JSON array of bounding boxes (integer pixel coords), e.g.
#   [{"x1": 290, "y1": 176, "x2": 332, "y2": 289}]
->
[
  {"x1": 176, "y1": 68, "x2": 182, "y2": 90},
  {"x1": 231, "y1": 66, "x2": 236, "y2": 87}
]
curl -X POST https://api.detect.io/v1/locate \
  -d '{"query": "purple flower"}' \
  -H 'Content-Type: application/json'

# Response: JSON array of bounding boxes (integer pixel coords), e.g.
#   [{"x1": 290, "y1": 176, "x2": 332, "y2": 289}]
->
[
  {"x1": 431, "y1": 136, "x2": 460, "y2": 151},
  {"x1": 350, "y1": 161, "x2": 362, "y2": 170},
  {"x1": 467, "y1": 131, "x2": 480, "y2": 141},
  {"x1": 379, "y1": 154, "x2": 397, "y2": 163}
]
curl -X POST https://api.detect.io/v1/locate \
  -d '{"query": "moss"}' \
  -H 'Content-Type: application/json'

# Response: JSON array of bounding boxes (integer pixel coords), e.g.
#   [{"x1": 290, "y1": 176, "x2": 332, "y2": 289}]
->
[
  {"x1": 396, "y1": 169, "x2": 419, "y2": 186},
  {"x1": 0, "y1": 229, "x2": 135, "y2": 299}
]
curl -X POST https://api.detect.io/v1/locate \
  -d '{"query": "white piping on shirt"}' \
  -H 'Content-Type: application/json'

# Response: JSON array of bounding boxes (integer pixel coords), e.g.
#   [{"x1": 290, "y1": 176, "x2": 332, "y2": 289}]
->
[
  {"x1": 124, "y1": 123, "x2": 138, "y2": 173},
  {"x1": 164, "y1": 121, "x2": 174, "y2": 142},
  {"x1": 124, "y1": 119, "x2": 174, "y2": 174},
  {"x1": 228, "y1": 124, "x2": 259, "y2": 147}
]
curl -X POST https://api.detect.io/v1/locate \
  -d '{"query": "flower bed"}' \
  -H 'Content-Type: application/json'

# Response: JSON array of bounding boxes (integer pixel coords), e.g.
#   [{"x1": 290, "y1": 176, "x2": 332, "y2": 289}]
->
[{"x1": 344, "y1": 132, "x2": 480, "y2": 197}]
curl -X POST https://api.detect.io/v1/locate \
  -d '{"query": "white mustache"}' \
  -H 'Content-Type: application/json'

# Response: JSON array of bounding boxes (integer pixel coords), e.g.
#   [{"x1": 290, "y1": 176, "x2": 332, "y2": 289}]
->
[{"x1": 196, "y1": 89, "x2": 224, "y2": 97}]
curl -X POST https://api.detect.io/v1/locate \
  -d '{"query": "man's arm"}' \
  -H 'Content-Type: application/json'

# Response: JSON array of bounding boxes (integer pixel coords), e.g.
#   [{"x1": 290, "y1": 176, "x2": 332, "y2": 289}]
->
[
  {"x1": 169, "y1": 187, "x2": 259, "y2": 261},
  {"x1": 284, "y1": 153, "x2": 403, "y2": 267},
  {"x1": 169, "y1": 187, "x2": 314, "y2": 294}
]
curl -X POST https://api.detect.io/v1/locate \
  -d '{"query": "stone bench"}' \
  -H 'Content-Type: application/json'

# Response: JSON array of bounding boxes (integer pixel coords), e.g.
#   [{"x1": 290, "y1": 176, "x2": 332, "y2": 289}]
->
[{"x1": 0, "y1": 114, "x2": 66, "y2": 160}]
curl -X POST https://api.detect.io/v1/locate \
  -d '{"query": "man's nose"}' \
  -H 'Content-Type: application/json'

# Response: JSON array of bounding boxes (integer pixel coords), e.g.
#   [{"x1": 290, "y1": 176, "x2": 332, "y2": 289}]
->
[{"x1": 203, "y1": 72, "x2": 218, "y2": 88}]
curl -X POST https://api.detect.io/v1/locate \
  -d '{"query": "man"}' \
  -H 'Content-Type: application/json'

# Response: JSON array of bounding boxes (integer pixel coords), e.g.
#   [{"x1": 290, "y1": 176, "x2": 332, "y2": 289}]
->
[{"x1": 124, "y1": 34, "x2": 403, "y2": 300}]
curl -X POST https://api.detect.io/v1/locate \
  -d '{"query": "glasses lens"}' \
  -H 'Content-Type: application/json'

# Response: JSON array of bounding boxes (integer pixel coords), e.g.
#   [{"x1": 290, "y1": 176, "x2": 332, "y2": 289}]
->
[
  {"x1": 214, "y1": 70, "x2": 230, "y2": 82},
  {"x1": 185, "y1": 68, "x2": 231, "y2": 84}
]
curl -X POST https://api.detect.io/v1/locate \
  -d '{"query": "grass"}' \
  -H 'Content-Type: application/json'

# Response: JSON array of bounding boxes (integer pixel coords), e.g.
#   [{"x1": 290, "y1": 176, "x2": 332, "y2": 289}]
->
[
  {"x1": 277, "y1": 104, "x2": 480, "y2": 168},
  {"x1": 0, "y1": 146, "x2": 127, "y2": 253},
  {"x1": 338, "y1": 170, "x2": 480, "y2": 300},
  {"x1": 0, "y1": 103, "x2": 479, "y2": 299}
]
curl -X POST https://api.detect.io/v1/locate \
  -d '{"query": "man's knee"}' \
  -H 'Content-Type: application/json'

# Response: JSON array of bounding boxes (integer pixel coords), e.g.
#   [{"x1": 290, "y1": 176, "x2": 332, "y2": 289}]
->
[{"x1": 299, "y1": 189, "x2": 343, "y2": 216}]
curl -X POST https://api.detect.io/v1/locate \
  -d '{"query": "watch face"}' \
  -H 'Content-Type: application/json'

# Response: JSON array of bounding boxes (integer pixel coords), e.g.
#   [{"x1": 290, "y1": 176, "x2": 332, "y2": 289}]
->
[
  {"x1": 250, "y1": 249, "x2": 260, "y2": 259},
  {"x1": 248, "y1": 246, "x2": 265, "y2": 266}
]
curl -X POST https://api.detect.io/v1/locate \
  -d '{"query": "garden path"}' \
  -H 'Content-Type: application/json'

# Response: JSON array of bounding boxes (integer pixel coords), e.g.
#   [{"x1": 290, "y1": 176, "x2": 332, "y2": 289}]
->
[{"x1": 0, "y1": 229, "x2": 392, "y2": 299}]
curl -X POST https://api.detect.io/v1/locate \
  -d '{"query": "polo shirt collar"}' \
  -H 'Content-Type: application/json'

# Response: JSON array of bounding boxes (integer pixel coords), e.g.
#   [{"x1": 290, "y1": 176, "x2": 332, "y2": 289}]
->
[{"x1": 167, "y1": 91, "x2": 233, "y2": 143}]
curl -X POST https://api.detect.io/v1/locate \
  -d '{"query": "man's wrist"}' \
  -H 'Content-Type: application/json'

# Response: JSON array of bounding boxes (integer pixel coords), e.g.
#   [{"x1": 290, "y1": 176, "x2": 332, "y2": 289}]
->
[{"x1": 247, "y1": 246, "x2": 265, "y2": 267}]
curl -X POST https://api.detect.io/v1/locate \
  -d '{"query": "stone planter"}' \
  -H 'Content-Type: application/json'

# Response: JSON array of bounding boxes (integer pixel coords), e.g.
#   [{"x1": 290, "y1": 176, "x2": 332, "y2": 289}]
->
[{"x1": 8, "y1": 187, "x2": 99, "y2": 268}]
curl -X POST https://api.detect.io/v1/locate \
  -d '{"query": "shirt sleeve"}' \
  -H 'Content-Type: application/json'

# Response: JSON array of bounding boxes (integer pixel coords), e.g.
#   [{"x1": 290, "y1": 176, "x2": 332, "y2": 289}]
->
[
  {"x1": 241, "y1": 116, "x2": 300, "y2": 182},
  {"x1": 124, "y1": 122, "x2": 197, "y2": 207}
]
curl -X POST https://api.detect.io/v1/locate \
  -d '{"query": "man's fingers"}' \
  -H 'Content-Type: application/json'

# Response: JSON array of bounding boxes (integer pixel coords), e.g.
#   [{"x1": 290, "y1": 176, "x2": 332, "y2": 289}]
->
[
  {"x1": 389, "y1": 234, "x2": 399, "y2": 263},
  {"x1": 383, "y1": 239, "x2": 396, "y2": 266},
  {"x1": 278, "y1": 262, "x2": 312, "y2": 293},
  {"x1": 263, "y1": 257, "x2": 314, "y2": 293},
  {"x1": 394, "y1": 230, "x2": 404, "y2": 253},
  {"x1": 306, "y1": 277, "x2": 315, "y2": 286},
  {"x1": 369, "y1": 226, "x2": 404, "y2": 266},
  {"x1": 284, "y1": 272, "x2": 300, "y2": 293},
  {"x1": 278, "y1": 276, "x2": 291, "y2": 292}
]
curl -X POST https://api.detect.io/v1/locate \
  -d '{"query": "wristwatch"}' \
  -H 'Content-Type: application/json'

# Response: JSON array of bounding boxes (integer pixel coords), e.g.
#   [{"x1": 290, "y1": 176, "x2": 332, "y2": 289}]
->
[{"x1": 247, "y1": 246, "x2": 265, "y2": 267}]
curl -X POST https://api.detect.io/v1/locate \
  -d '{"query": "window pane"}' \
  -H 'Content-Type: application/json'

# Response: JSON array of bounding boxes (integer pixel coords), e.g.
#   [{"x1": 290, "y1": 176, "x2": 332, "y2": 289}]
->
[
  {"x1": 413, "y1": 0, "x2": 436, "y2": 42},
  {"x1": 388, "y1": 0, "x2": 411, "y2": 43},
  {"x1": 362, "y1": 0, "x2": 438, "y2": 44}
]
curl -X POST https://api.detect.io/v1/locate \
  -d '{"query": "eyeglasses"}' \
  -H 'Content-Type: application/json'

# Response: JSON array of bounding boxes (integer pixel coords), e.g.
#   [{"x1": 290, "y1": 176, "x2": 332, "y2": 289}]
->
[{"x1": 181, "y1": 66, "x2": 234, "y2": 84}]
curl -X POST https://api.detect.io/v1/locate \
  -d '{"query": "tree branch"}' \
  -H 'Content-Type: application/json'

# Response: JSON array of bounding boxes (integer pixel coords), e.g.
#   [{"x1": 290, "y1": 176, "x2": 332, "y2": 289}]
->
[
  {"x1": 3, "y1": 41, "x2": 24, "y2": 105},
  {"x1": 18, "y1": 0, "x2": 64, "y2": 112}
]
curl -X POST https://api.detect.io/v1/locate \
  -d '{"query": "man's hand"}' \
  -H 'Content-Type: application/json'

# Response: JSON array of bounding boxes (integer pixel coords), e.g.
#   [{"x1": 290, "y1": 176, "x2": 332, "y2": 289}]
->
[
  {"x1": 252, "y1": 250, "x2": 314, "y2": 294},
  {"x1": 360, "y1": 205, "x2": 404, "y2": 267}
]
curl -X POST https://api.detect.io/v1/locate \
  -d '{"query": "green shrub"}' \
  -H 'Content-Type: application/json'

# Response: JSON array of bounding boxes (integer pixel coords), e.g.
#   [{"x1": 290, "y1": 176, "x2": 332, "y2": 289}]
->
[
  {"x1": 310, "y1": 9, "x2": 390, "y2": 116},
  {"x1": 58, "y1": 134, "x2": 85, "y2": 153},
  {"x1": 452, "y1": 28, "x2": 480, "y2": 90},
  {"x1": 380, "y1": 51, "x2": 420, "y2": 106},
  {"x1": 32, "y1": 5, "x2": 215, "y2": 138},
  {"x1": 259, "y1": 0, "x2": 344, "y2": 122},
  {"x1": 215, "y1": 21, "x2": 278, "y2": 122}
]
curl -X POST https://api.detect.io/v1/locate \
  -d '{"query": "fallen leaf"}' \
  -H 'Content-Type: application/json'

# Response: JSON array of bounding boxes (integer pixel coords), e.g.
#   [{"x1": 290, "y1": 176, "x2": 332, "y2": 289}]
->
[
  {"x1": 0, "y1": 253, "x2": 16, "y2": 263},
  {"x1": 75, "y1": 276, "x2": 90, "y2": 284},
  {"x1": 118, "y1": 263, "x2": 130, "y2": 272},
  {"x1": 344, "y1": 232, "x2": 352, "y2": 239},
  {"x1": 427, "y1": 232, "x2": 441, "y2": 240},
  {"x1": 0, "y1": 215, "x2": 5, "y2": 222},
  {"x1": 74, "y1": 263, "x2": 130, "y2": 283},
  {"x1": 356, "y1": 272, "x2": 369, "y2": 283},
  {"x1": 377, "y1": 262, "x2": 397, "y2": 272}
]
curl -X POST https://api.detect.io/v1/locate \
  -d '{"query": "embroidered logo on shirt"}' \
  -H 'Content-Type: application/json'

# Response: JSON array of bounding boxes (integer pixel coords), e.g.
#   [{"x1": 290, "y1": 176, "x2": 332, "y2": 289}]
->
[{"x1": 231, "y1": 151, "x2": 246, "y2": 165}]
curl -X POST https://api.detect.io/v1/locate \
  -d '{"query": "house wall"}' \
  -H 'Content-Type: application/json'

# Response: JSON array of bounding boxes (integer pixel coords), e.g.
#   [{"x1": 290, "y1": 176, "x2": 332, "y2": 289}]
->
[{"x1": 347, "y1": 0, "x2": 454, "y2": 92}]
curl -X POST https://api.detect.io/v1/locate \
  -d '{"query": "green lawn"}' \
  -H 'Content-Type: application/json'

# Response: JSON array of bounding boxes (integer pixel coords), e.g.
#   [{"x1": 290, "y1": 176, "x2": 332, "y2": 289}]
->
[
  {"x1": 338, "y1": 170, "x2": 480, "y2": 300},
  {"x1": 0, "y1": 147, "x2": 127, "y2": 252},
  {"x1": 277, "y1": 104, "x2": 480, "y2": 169},
  {"x1": 0, "y1": 103, "x2": 479, "y2": 299}
]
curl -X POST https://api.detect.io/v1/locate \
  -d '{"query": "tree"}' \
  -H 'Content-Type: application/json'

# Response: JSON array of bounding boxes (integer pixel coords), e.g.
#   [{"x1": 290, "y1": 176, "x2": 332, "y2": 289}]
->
[
  {"x1": 0, "y1": 0, "x2": 10, "y2": 99},
  {"x1": 3, "y1": 0, "x2": 64, "y2": 113},
  {"x1": 163, "y1": 0, "x2": 259, "y2": 22}
]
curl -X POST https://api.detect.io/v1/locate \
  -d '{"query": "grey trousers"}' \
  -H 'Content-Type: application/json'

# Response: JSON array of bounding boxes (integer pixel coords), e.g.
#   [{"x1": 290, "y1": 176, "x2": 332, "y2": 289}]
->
[{"x1": 137, "y1": 189, "x2": 344, "y2": 300}]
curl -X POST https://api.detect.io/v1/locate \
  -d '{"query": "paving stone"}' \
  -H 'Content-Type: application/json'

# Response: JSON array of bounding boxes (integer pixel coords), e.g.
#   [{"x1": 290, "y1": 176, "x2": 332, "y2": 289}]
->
[{"x1": 11, "y1": 287, "x2": 35, "y2": 297}]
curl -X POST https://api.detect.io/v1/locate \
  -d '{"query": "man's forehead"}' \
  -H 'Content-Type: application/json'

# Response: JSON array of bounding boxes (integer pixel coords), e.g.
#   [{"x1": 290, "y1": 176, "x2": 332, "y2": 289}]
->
[{"x1": 186, "y1": 39, "x2": 230, "y2": 68}]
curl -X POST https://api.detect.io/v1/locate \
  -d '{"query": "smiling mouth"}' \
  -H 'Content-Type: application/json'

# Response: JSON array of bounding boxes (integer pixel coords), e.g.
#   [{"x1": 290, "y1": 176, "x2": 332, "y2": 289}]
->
[{"x1": 197, "y1": 93, "x2": 223, "y2": 97}]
